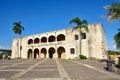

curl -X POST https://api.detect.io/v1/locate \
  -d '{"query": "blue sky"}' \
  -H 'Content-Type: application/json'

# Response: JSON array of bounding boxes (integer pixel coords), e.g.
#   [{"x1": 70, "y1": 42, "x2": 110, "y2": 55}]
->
[{"x1": 0, "y1": 0, "x2": 120, "y2": 50}]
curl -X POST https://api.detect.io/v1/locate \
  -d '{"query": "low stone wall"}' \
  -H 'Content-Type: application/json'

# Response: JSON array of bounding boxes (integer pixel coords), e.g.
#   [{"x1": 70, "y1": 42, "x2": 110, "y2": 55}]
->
[{"x1": 109, "y1": 55, "x2": 120, "y2": 64}]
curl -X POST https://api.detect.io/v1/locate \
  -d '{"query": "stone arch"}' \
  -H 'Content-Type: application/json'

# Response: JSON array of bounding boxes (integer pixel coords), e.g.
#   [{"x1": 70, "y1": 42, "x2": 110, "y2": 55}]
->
[
  {"x1": 28, "y1": 39, "x2": 33, "y2": 44},
  {"x1": 48, "y1": 47, "x2": 55, "y2": 58},
  {"x1": 48, "y1": 35, "x2": 55, "y2": 42},
  {"x1": 41, "y1": 37, "x2": 47, "y2": 43},
  {"x1": 57, "y1": 47, "x2": 66, "y2": 59},
  {"x1": 34, "y1": 38, "x2": 39, "y2": 44},
  {"x1": 40, "y1": 48, "x2": 47, "y2": 58},
  {"x1": 34, "y1": 48, "x2": 39, "y2": 59},
  {"x1": 57, "y1": 34, "x2": 65, "y2": 41},
  {"x1": 27, "y1": 49, "x2": 32, "y2": 58}
]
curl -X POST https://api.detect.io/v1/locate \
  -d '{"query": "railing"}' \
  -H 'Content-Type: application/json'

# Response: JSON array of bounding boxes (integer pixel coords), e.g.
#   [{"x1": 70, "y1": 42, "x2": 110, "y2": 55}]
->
[{"x1": 27, "y1": 41, "x2": 65, "y2": 46}]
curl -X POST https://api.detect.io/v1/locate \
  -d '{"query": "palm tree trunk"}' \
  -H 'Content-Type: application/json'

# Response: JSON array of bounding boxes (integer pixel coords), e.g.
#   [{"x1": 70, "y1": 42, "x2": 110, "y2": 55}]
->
[
  {"x1": 79, "y1": 34, "x2": 82, "y2": 56},
  {"x1": 20, "y1": 36, "x2": 22, "y2": 59},
  {"x1": 79, "y1": 26, "x2": 82, "y2": 56},
  {"x1": 17, "y1": 34, "x2": 19, "y2": 59},
  {"x1": 18, "y1": 34, "x2": 21, "y2": 59}
]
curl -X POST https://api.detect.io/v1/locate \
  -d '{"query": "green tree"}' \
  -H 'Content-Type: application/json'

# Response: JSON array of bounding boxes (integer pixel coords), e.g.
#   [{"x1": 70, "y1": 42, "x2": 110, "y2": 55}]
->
[
  {"x1": 13, "y1": 21, "x2": 24, "y2": 58},
  {"x1": 104, "y1": 2, "x2": 120, "y2": 23},
  {"x1": 107, "y1": 50, "x2": 120, "y2": 55},
  {"x1": 104, "y1": 2, "x2": 120, "y2": 52},
  {"x1": 69, "y1": 17, "x2": 88, "y2": 56},
  {"x1": 114, "y1": 28, "x2": 120, "y2": 50}
]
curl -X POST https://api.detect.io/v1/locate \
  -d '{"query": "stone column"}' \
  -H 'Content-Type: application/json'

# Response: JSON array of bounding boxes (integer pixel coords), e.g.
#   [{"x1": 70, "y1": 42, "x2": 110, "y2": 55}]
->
[{"x1": 53, "y1": 52, "x2": 58, "y2": 59}]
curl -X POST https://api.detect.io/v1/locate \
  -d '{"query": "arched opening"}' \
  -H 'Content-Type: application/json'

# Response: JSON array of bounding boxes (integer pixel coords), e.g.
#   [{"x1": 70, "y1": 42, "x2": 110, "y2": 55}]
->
[
  {"x1": 28, "y1": 39, "x2": 33, "y2": 44},
  {"x1": 34, "y1": 38, "x2": 39, "y2": 44},
  {"x1": 34, "y1": 48, "x2": 39, "y2": 59},
  {"x1": 28, "y1": 49, "x2": 32, "y2": 58},
  {"x1": 41, "y1": 37, "x2": 47, "y2": 43},
  {"x1": 49, "y1": 47, "x2": 55, "y2": 58},
  {"x1": 57, "y1": 34, "x2": 65, "y2": 41},
  {"x1": 41, "y1": 48, "x2": 47, "y2": 58},
  {"x1": 57, "y1": 47, "x2": 65, "y2": 59},
  {"x1": 48, "y1": 35, "x2": 55, "y2": 42}
]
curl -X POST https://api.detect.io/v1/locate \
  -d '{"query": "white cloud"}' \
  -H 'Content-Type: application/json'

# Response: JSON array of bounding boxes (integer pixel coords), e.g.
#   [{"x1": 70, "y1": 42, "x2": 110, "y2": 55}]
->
[
  {"x1": 113, "y1": 45, "x2": 116, "y2": 48},
  {"x1": 0, "y1": 46, "x2": 11, "y2": 50},
  {"x1": 107, "y1": 41, "x2": 118, "y2": 51},
  {"x1": 0, "y1": 46, "x2": 5, "y2": 49}
]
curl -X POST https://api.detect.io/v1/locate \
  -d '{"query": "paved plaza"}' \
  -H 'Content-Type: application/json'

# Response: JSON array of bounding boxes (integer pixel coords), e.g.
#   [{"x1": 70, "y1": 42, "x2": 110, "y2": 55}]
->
[{"x1": 0, "y1": 59, "x2": 120, "y2": 80}]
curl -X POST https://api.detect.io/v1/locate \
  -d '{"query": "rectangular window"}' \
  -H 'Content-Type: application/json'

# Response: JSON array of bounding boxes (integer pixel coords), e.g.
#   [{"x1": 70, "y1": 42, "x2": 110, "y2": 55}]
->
[
  {"x1": 70, "y1": 48, "x2": 75, "y2": 54},
  {"x1": 16, "y1": 43, "x2": 18, "y2": 47},
  {"x1": 75, "y1": 35, "x2": 78, "y2": 40},
  {"x1": 81, "y1": 33, "x2": 86, "y2": 39}
]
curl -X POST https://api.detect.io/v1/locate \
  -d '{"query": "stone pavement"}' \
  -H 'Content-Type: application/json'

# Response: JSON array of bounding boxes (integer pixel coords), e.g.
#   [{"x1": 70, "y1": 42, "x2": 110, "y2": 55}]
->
[{"x1": 0, "y1": 59, "x2": 120, "y2": 80}]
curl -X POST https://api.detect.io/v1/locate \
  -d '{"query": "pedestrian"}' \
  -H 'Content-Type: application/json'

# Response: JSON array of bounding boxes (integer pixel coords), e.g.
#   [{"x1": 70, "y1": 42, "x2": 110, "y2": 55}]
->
[
  {"x1": 106, "y1": 60, "x2": 110, "y2": 70},
  {"x1": 8, "y1": 55, "x2": 11, "y2": 60},
  {"x1": 3, "y1": 54, "x2": 5, "y2": 59}
]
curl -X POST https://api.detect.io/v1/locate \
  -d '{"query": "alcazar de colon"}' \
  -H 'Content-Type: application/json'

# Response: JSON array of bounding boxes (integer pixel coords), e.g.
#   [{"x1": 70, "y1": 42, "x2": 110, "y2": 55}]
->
[{"x1": 11, "y1": 23, "x2": 108, "y2": 59}]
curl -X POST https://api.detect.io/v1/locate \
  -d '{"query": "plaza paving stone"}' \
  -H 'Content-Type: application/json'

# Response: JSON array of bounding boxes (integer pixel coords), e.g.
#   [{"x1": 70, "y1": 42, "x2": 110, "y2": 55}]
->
[
  {"x1": 0, "y1": 71, "x2": 20, "y2": 78},
  {"x1": 2, "y1": 66, "x2": 29, "y2": 70},
  {"x1": 0, "y1": 63, "x2": 13, "y2": 66},
  {"x1": 0, "y1": 59, "x2": 120, "y2": 80},
  {"x1": 73, "y1": 60, "x2": 106, "y2": 70},
  {"x1": 59, "y1": 60, "x2": 106, "y2": 79},
  {"x1": 20, "y1": 71, "x2": 59, "y2": 78},
  {"x1": 33, "y1": 65, "x2": 57, "y2": 69}
]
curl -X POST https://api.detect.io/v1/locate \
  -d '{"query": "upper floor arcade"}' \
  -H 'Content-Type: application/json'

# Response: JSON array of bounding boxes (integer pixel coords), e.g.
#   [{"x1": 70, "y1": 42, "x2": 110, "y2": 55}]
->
[{"x1": 27, "y1": 34, "x2": 66, "y2": 45}]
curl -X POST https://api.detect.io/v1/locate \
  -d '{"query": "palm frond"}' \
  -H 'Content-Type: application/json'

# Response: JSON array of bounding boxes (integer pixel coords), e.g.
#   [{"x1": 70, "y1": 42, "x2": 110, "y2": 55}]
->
[
  {"x1": 118, "y1": 28, "x2": 120, "y2": 31},
  {"x1": 13, "y1": 21, "x2": 24, "y2": 35},
  {"x1": 104, "y1": 2, "x2": 120, "y2": 23},
  {"x1": 21, "y1": 26, "x2": 24, "y2": 31},
  {"x1": 70, "y1": 17, "x2": 88, "y2": 32},
  {"x1": 18, "y1": 21, "x2": 21, "y2": 24},
  {"x1": 81, "y1": 20, "x2": 88, "y2": 26},
  {"x1": 69, "y1": 17, "x2": 82, "y2": 26},
  {"x1": 114, "y1": 29, "x2": 120, "y2": 50}
]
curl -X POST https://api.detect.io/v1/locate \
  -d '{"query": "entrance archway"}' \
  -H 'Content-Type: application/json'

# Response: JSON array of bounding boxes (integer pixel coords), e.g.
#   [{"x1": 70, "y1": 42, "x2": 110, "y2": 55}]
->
[
  {"x1": 28, "y1": 49, "x2": 32, "y2": 58},
  {"x1": 57, "y1": 47, "x2": 65, "y2": 59},
  {"x1": 49, "y1": 47, "x2": 55, "y2": 58},
  {"x1": 34, "y1": 48, "x2": 39, "y2": 59},
  {"x1": 41, "y1": 48, "x2": 47, "y2": 58}
]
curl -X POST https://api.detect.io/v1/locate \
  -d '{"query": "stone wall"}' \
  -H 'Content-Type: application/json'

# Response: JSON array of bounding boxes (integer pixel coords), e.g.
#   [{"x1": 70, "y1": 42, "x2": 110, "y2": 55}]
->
[{"x1": 11, "y1": 23, "x2": 108, "y2": 59}]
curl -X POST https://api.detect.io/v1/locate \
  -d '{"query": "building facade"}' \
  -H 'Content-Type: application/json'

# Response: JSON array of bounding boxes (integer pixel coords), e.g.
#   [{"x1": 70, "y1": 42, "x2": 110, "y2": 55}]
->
[{"x1": 11, "y1": 23, "x2": 108, "y2": 59}]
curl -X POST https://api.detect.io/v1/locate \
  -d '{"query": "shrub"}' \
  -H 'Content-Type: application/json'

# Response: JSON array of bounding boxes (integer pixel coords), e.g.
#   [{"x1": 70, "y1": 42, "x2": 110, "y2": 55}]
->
[
  {"x1": 118, "y1": 58, "x2": 120, "y2": 65},
  {"x1": 0, "y1": 52, "x2": 11, "y2": 59},
  {"x1": 0, "y1": 53, "x2": 3, "y2": 59},
  {"x1": 107, "y1": 50, "x2": 120, "y2": 55},
  {"x1": 115, "y1": 58, "x2": 120, "y2": 68},
  {"x1": 79, "y1": 54, "x2": 87, "y2": 59}
]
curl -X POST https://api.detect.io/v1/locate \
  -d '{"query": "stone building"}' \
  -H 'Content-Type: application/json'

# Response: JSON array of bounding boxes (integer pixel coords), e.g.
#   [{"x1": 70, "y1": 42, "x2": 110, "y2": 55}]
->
[{"x1": 11, "y1": 23, "x2": 108, "y2": 59}]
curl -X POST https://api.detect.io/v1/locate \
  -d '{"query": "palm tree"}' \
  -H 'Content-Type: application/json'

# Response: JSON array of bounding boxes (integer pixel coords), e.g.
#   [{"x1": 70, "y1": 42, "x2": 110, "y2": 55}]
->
[
  {"x1": 114, "y1": 28, "x2": 120, "y2": 50},
  {"x1": 114, "y1": 28, "x2": 120, "y2": 66},
  {"x1": 69, "y1": 17, "x2": 88, "y2": 57},
  {"x1": 13, "y1": 21, "x2": 24, "y2": 36},
  {"x1": 104, "y1": 2, "x2": 120, "y2": 23},
  {"x1": 13, "y1": 21, "x2": 24, "y2": 58}
]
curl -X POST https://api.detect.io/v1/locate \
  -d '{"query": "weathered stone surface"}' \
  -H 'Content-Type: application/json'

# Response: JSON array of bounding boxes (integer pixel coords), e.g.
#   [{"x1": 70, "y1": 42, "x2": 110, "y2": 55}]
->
[{"x1": 11, "y1": 23, "x2": 108, "y2": 59}]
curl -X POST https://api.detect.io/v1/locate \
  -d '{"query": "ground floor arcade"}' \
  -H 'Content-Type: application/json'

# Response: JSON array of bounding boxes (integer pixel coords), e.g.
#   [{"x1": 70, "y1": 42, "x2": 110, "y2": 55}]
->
[{"x1": 27, "y1": 46, "x2": 66, "y2": 59}]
